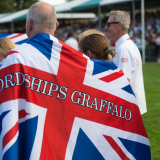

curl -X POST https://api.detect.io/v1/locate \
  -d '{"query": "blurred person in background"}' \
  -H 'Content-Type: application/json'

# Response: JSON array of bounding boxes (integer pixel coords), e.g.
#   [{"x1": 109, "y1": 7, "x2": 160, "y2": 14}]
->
[
  {"x1": 105, "y1": 10, "x2": 147, "y2": 115},
  {"x1": 132, "y1": 34, "x2": 141, "y2": 46},
  {"x1": 155, "y1": 33, "x2": 160, "y2": 60},
  {"x1": 65, "y1": 31, "x2": 79, "y2": 50},
  {"x1": 79, "y1": 29, "x2": 116, "y2": 62},
  {"x1": 0, "y1": 38, "x2": 15, "y2": 63},
  {"x1": 155, "y1": 33, "x2": 160, "y2": 48}
]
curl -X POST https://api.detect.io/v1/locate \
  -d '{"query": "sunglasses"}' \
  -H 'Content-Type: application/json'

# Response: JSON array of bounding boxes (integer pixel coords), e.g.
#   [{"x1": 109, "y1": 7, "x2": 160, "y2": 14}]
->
[{"x1": 106, "y1": 22, "x2": 120, "y2": 27}]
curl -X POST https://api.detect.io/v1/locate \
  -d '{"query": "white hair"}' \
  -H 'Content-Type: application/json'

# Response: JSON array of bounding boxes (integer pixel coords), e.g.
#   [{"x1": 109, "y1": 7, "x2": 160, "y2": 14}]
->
[
  {"x1": 110, "y1": 10, "x2": 130, "y2": 31},
  {"x1": 27, "y1": 2, "x2": 57, "y2": 32}
]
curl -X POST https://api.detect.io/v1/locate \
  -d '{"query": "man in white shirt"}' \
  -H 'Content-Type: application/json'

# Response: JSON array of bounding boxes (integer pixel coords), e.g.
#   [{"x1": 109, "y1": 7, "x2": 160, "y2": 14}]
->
[
  {"x1": 65, "y1": 31, "x2": 79, "y2": 50},
  {"x1": 105, "y1": 10, "x2": 147, "y2": 114}
]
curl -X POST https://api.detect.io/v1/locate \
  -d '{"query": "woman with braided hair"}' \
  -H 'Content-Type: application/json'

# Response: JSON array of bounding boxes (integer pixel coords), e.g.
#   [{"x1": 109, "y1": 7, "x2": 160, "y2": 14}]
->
[{"x1": 79, "y1": 29, "x2": 117, "y2": 62}]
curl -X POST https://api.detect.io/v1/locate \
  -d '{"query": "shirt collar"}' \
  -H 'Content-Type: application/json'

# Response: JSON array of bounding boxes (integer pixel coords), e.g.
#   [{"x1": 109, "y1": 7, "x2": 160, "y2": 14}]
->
[{"x1": 115, "y1": 34, "x2": 129, "y2": 46}]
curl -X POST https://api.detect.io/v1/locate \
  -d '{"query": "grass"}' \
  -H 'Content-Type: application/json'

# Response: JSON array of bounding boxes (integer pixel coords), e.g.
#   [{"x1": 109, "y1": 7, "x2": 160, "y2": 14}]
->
[{"x1": 142, "y1": 62, "x2": 160, "y2": 160}]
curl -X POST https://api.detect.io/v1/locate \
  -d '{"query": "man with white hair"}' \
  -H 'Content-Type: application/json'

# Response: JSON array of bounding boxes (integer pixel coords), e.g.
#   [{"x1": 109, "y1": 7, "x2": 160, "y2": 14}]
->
[
  {"x1": 26, "y1": 2, "x2": 59, "y2": 39},
  {"x1": 105, "y1": 10, "x2": 147, "y2": 115}
]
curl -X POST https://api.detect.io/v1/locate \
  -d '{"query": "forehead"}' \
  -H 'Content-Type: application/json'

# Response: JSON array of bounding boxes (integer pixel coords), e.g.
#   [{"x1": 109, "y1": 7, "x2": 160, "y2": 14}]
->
[{"x1": 108, "y1": 15, "x2": 115, "y2": 22}]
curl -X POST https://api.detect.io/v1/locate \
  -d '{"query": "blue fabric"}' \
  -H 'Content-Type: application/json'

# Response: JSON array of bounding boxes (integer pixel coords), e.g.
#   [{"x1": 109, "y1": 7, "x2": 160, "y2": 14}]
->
[
  {"x1": 3, "y1": 116, "x2": 38, "y2": 160},
  {"x1": 26, "y1": 33, "x2": 53, "y2": 60},
  {"x1": 90, "y1": 59, "x2": 118, "y2": 75},
  {"x1": 122, "y1": 85, "x2": 135, "y2": 96},
  {"x1": 72, "y1": 128, "x2": 105, "y2": 160},
  {"x1": 119, "y1": 137, "x2": 151, "y2": 160},
  {"x1": 0, "y1": 34, "x2": 12, "y2": 38},
  {"x1": 3, "y1": 138, "x2": 18, "y2": 160},
  {"x1": 0, "y1": 110, "x2": 10, "y2": 134},
  {"x1": 18, "y1": 116, "x2": 38, "y2": 160}
]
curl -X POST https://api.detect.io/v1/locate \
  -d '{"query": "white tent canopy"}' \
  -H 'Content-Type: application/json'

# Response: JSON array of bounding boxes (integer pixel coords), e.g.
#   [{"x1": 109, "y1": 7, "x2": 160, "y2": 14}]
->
[
  {"x1": 56, "y1": 13, "x2": 95, "y2": 19},
  {"x1": 100, "y1": 0, "x2": 133, "y2": 6},
  {"x1": 0, "y1": 13, "x2": 10, "y2": 18},
  {"x1": 0, "y1": 9, "x2": 28, "y2": 24},
  {"x1": 0, "y1": 11, "x2": 95, "y2": 24},
  {"x1": 55, "y1": 0, "x2": 90, "y2": 13}
]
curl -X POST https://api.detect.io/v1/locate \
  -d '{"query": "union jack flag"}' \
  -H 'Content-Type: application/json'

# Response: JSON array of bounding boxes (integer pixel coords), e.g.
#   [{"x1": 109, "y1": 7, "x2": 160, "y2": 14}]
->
[
  {"x1": 121, "y1": 58, "x2": 128, "y2": 63},
  {"x1": 0, "y1": 33, "x2": 151, "y2": 160}
]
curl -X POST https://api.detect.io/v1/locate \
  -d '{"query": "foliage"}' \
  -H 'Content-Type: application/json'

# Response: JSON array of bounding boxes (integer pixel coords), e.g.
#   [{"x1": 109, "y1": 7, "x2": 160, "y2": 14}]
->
[
  {"x1": 142, "y1": 62, "x2": 160, "y2": 160},
  {"x1": 0, "y1": 0, "x2": 38, "y2": 14}
]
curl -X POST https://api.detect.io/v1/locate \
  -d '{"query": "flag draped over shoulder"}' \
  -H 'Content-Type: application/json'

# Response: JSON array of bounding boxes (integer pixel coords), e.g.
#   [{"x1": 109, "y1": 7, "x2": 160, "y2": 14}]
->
[
  {"x1": 0, "y1": 33, "x2": 28, "y2": 45},
  {"x1": 0, "y1": 33, "x2": 151, "y2": 160}
]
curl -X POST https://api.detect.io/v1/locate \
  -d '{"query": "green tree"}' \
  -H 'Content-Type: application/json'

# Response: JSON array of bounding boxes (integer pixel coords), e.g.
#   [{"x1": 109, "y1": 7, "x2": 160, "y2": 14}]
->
[{"x1": 0, "y1": 0, "x2": 38, "y2": 14}]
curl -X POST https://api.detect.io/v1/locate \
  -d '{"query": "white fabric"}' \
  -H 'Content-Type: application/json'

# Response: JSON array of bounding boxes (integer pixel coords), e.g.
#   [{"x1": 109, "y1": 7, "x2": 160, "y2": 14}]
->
[
  {"x1": 113, "y1": 34, "x2": 147, "y2": 115},
  {"x1": 65, "y1": 37, "x2": 79, "y2": 50}
]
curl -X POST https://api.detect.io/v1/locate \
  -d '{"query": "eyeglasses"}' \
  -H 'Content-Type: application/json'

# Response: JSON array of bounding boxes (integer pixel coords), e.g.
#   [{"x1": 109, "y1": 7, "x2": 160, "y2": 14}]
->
[{"x1": 106, "y1": 22, "x2": 120, "y2": 27}]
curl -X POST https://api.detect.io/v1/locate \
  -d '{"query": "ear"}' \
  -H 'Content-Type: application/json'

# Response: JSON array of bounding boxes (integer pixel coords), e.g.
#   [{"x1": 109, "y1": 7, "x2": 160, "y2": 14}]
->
[
  {"x1": 86, "y1": 50, "x2": 92, "y2": 58},
  {"x1": 28, "y1": 19, "x2": 33, "y2": 31},
  {"x1": 118, "y1": 22, "x2": 123, "y2": 30},
  {"x1": 56, "y1": 21, "x2": 59, "y2": 29}
]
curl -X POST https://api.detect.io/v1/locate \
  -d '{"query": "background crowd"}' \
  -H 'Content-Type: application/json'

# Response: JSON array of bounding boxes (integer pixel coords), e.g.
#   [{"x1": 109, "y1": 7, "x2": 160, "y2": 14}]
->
[{"x1": 55, "y1": 10, "x2": 160, "y2": 61}]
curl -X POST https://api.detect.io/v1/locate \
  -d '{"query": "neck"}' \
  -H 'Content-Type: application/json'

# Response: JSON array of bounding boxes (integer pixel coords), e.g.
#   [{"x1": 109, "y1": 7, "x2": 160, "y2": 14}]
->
[
  {"x1": 114, "y1": 31, "x2": 128, "y2": 42},
  {"x1": 29, "y1": 30, "x2": 55, "y2": 39}
]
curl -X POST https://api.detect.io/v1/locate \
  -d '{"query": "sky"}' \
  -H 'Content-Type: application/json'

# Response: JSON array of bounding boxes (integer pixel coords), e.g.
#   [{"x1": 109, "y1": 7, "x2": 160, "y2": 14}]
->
[{"x1": 39, "y1": 0, "x2": 66, "y2": 6}]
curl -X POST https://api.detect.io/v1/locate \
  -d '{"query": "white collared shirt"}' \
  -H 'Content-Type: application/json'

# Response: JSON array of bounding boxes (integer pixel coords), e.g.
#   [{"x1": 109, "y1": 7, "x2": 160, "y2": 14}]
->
[{"x1": 113, "y1": 34, "x2": 147, "y2": 114}]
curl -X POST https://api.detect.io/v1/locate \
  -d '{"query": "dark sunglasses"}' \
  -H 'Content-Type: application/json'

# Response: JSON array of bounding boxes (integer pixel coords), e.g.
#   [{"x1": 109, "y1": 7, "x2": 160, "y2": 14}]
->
[{"x1": 106, "y1": 22, "x2": 120, "y2": 27}]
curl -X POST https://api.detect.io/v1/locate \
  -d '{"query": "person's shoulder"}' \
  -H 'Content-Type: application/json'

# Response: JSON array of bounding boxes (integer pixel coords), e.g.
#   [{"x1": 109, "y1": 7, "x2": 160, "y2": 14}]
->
[
  {"x1": 117, "y1": 42, "x2": 129, "y2": 53},
  {"x1": 117, "y1": 42, "x2": 136, "y2": 59},
  {"x1": 119, "y1": 39, "x2": 138, "y2": 51}
]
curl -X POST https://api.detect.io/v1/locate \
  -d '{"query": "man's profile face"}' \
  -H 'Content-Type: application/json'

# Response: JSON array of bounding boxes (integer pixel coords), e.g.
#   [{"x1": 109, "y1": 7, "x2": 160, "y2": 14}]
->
[{"x1": 105, "y1": 15, "x2": 119, "y2": 39}]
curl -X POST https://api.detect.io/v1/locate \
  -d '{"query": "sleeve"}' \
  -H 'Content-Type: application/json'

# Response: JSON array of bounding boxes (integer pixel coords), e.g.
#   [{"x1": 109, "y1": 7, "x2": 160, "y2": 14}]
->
[{"x1": 116, "y1": 48, "x2": 132, "y2": 80}]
